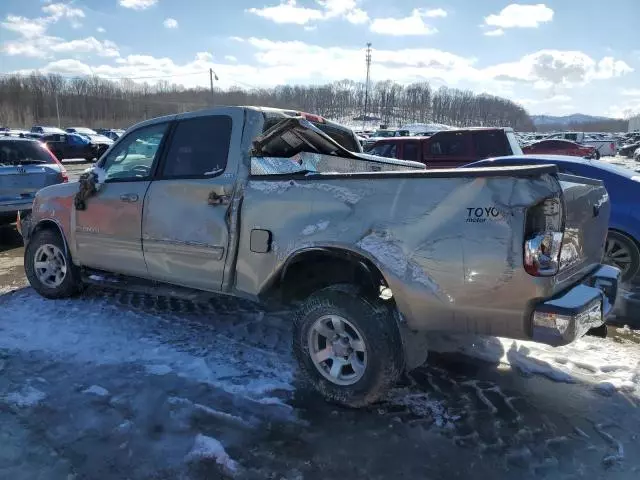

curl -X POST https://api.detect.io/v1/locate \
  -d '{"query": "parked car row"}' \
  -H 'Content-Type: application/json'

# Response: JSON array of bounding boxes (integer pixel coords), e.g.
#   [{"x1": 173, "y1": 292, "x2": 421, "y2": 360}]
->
[{"x1": 0, "y1": 125, "x2": 127, "y2": 162}]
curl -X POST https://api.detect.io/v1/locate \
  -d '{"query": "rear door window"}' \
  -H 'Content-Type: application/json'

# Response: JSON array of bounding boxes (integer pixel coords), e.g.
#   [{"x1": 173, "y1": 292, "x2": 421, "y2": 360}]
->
[
  {"x1": 428, "y1": 133, "x2": 468, "y2": 157},
  {"x1": 401, "y1": 142, "x2": 419, "y2": 161},
  {"x1": 368, "y1": 142, "x2": 397, "y2": 158},
  {"x1": 162, "y1": 116, "x2": 232, "y2": 178}
]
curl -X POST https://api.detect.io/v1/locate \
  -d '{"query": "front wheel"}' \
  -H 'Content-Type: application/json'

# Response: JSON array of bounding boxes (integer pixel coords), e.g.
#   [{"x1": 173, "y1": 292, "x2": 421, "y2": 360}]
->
[
  {"x1": 24, "y1": 229, "x2": 84, "y2": 299},
  {"x1": 604, "y1": 230, "x2": 640, "y2": 283},
  {"x1": 293, "y1": 285, "x2": 404, "y2": 407},
  {"x1": 592, "y1": 150, "x2": 601, "y2": 160}
]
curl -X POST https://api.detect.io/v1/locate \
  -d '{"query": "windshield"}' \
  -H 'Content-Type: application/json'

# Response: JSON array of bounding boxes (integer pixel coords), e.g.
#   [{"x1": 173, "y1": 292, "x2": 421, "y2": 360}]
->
[
  {"x1": 373, "y1": 130, "x2": 395, "y2": 137},
  {"x1": 73, "y1": 127, "x2": 97, "y2": 135}
]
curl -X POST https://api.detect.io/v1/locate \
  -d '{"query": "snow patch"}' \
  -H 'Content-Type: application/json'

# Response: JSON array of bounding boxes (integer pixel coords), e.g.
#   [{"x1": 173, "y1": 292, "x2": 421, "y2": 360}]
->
[
  {"x1": 145, "y1": 364, "x2": 172, "y2": 376},
  {"x1": 301, "y1": 220, "x2": 330, "y2": 236},
  {"x1": 82, "y1": 385, "x2": 110, "y2": 397},
  {"x1": 186, "y1": 434, "x2": 238, "y2": 476},
  {"x1": 429, "y1": 333, "x2": 640, "y2": 397},
  {"x1": 4, "y1": 385, "x2": 46, "y2": 407}
]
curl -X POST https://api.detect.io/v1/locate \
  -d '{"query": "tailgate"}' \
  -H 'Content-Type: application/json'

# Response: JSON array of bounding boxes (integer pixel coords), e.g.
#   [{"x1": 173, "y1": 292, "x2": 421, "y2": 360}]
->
[
  {"x1": 0, "y1": 165, "x2": 61, "y2": 204},
  {"x1": 556, "y1": 173, "x2": 610, "y2": 286}
]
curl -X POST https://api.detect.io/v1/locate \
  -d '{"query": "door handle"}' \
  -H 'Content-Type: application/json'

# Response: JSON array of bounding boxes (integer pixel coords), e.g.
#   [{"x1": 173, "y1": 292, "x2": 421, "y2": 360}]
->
[
  {"x1": 120, "y1": 193, "x2": 139, "y2": 203},
  {"x1": 208, "y1": 191, "x2": 230, "y2": 205}
]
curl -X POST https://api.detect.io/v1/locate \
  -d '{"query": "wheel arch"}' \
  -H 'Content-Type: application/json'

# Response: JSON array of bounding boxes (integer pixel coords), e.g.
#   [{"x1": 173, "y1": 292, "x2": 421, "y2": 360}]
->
[
  {"x1": 29, "y1": 218, "x2": 71, "y2": 257},
  {"x1": 260, "y1": 246, "x2": 392, "y2": 305}
]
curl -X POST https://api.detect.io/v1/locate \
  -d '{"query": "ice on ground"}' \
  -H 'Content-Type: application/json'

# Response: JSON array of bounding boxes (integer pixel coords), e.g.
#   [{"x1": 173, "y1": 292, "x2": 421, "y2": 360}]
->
[
  {"x1": 429, "y1": 333, "x2": 640, "y2": 397},
  {"x1": 3, "y1": 385, "x2": 46, "y2": 407},
  {"x1": 186, "y1": 434, "x2": 238, "y2": 475},
  {"x1": 83, "y1": 385, "x2": 110, "y2": 397},
  {"x1": 0, "y1": 289, "x2": 295, "y2": 410},
  {"x1": 145, "y1": 364, "x2": 173, "y2": 375}
]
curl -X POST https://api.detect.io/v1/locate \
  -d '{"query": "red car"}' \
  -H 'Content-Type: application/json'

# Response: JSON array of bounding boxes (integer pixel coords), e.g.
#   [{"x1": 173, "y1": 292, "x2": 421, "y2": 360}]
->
[
  {"x1": 523, "y1": 139, "x2": 597, "y2": 158},
  {"x1": 364, "y1": 127, "x2": 522, "y2": 168}
]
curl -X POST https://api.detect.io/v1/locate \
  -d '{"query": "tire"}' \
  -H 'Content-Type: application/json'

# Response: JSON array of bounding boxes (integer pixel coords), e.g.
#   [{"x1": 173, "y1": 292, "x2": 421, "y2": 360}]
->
[
  {"x1": 604, "y1": 230, "x2": 640, "y2": 283},
  {"x1": 293, "y1": 284, "x2": 404, "y2": 408},
  {"x1": 24, "y1": 229, "x2": 84, "y2": 299},
  {"x1": 593, "y1": 150, "x2": 601, "y2": 160}
]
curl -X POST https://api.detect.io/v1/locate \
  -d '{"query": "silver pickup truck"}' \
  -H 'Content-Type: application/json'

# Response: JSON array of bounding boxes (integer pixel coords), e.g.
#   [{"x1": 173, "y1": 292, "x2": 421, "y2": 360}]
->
[{"x1": 19, "y1": 106, "x2": 620, "y2": 407}]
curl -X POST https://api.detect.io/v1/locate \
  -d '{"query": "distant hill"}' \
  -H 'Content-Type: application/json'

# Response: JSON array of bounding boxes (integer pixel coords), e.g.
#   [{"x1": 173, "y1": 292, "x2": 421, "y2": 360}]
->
[
  {"x1": 531, "y1": 114, "x2": 615, "y2": 126},
  {"x1": 531, "y1": 114, "x2": 628, "y2": 133}
]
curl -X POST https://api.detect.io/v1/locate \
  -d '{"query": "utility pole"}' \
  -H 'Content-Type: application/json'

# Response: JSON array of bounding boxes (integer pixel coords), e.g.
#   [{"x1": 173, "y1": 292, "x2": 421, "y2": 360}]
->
[
  {"x1": 55, "y1": 93, "x2": 61, "y2": 128},
  {"x1": 209, "y1": 68, "x2": 219, "y2": 105},
  {"x1": 363, "y1": 43, "x2": 372, "y2": 130}
]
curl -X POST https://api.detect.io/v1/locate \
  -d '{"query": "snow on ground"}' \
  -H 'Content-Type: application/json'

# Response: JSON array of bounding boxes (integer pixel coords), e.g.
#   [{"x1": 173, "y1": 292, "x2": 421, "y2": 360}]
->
[
  {"x1": 2, "y1": 285, "x2": 640, "y2": 478},
  {"x1": 429, "y1": 332, "x2": 640, "y2": 397}
]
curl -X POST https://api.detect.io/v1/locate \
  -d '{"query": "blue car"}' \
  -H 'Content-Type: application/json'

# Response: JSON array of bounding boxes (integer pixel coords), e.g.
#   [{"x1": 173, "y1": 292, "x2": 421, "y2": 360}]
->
[{"x1": 464, "y1": 155, "x2": 640, "y2": 282}]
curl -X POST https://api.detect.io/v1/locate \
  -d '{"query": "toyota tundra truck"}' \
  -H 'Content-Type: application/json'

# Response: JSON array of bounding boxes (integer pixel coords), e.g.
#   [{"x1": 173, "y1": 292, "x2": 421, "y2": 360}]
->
[{"x1": 19, "y1": 106, "x2": 620, "y2": 407}]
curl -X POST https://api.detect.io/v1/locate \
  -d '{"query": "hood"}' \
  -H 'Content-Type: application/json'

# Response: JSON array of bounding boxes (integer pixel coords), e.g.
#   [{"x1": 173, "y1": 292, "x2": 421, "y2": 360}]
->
[{"x1": 251, "y1": 116, "x2": 424, "y2": 170}]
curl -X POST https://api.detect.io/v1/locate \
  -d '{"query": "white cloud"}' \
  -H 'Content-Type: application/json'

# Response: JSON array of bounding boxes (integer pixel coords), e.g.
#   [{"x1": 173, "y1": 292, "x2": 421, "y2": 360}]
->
[
  {"x1": 621, "y1": 88, "x2": 640, "y2": 97},
  {"x1": 247, "y1": 1, "x2": 325, "y2": 25},
  {"x1": 484, "y1": 28, "x2": 504, "y2": 36},
  {"x1": 49, "y1": 37, "x2": 120, "y2": 57},
  {"x1": 1, "y1": 15, "x2": 48, "y2": 38},
  {"x1": 1, "y1": 6, "x2": 119, "y2": 59},
  {"x1": 119, "y1": 0, "x2": 158, "y2": 10},
  {"x1": 224, "y1": 55, "x2": 237, "y2": 63},
  {"x1": 163, "y1": 18, "x2": 178, "y2": 29},
  {"x1": 344, "y1": 8, "x2": 369, "y2": 24},
  {"x1": 424, "y1": 8, "x2": 447, "y2": 18},
  {"x1": 247, "y1": 0, "x2": 370, "y2": 25},
  {"x1": 370, "y1": 9, "x2": 440, "y2": 36},
  {"x1": 97, "y1": 27, "x2": 106, "y2": 33},
  {"x1": 485, "y1": 3, "x2": 553, "y2": 29},
  {"x1": 484, "y1": 50, "x2": 633, "y2": 88},
  {"x1": 42, "y1": 3, "x2": 85, "y2": 23}
]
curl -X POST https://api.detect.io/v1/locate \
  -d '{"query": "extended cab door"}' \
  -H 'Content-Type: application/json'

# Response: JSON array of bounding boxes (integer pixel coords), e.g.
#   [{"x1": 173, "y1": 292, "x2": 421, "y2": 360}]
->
[
  {"x1": 74, "y1": 121, "x2": 171, "y2": 277},
  {"x1": 141, "y1": 110, "x2": 242, "y2": 292}
]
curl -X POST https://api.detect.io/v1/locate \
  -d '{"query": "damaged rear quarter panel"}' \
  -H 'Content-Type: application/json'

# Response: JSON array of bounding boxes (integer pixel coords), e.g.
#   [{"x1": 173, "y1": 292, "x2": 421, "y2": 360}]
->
[{"x1": 236, "y1": 170, "x2": 563, "y2": 339}]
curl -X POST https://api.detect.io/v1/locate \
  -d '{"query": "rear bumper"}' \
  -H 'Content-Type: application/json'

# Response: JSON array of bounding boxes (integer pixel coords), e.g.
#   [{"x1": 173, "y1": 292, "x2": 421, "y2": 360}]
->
[{"x1": 531, "y1": 265, "x2": 620, "y2": 346}]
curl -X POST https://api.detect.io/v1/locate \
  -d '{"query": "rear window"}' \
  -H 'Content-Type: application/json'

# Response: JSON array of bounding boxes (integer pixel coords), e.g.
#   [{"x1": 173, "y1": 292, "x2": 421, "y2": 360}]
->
[{"x1": 0, "y1": 141, "x2": 55, "y2": 165}]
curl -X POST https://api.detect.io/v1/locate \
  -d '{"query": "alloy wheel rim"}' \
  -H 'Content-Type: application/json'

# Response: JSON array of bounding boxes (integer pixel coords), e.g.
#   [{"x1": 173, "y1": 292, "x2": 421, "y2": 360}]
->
[
  {"x1": 308, "y1": 314, "x2": 367, "y2": 386},
  {"x1": 604, "y1": 237, "x2": 632, "y2": 276},
  {"x1": 34, "y1": 244, "x2": 67, "y2": 288}
]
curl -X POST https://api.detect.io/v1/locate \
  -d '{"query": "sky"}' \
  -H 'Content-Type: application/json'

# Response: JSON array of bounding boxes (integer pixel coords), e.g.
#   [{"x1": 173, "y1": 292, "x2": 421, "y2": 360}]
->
[{"x1": 1, "y1": 0, "x2": 639, "y2": 118}]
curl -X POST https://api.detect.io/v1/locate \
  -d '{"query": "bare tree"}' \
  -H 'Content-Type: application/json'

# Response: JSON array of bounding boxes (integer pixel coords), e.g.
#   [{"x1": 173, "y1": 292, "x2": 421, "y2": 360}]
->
[{"x1": 0, "y1": 73, "x2": 539, "y2": 131}]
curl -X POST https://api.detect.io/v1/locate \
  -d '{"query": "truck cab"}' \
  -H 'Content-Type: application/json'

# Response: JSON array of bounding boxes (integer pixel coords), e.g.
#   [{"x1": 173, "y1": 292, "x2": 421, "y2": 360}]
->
[{"x1": 365, "y1": 127, "x2": 522, "y2": 168}]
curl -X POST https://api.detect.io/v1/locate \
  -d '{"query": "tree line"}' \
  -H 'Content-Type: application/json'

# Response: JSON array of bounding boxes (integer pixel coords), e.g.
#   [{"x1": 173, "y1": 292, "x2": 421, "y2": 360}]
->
[
  {"x1": 0, "y1": 73, "x2": 534, "y2": 131},
  {"x1": 535, "y1": 119, "x2": 629, "y2": 133}
]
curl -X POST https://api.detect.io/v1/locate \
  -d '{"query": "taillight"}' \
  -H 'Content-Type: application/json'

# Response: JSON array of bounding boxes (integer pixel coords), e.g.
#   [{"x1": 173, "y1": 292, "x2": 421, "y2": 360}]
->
[
  {"x1": 610, "y1": 142, "x2": 614, "y2": 150},
  {"x1": 44, "y1": 145, "x2": 68, "y2": 182},
  {"x1": 523, "y1": 197, "x2": 564, "y2": 276}
]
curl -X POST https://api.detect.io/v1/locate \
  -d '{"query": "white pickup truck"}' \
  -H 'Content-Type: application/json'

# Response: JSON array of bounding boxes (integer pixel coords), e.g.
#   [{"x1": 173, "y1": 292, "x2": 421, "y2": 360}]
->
[{"x1": 546, "y1": 132, "x2": 616, "y2": 158}]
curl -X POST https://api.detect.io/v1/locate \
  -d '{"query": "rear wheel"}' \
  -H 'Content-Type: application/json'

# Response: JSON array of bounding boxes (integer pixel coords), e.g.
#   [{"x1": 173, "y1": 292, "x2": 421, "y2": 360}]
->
[
  {"x1": 293, "y1": 285, "x2": 404, "y2": 407},
  {"x1": 24, "y1": 229, "x2": 84, "y2": 298},
  {"x1": 604, "y1": 230, "x2": 640, "y2": 283},
  {"x1": 593, "y1": 150, "x2": 601, "y2": 160}
]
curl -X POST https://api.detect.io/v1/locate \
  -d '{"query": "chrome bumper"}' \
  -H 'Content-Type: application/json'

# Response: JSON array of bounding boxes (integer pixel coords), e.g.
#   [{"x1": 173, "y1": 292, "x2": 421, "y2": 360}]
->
[{"x1": 531, "y1": 265, "x2": 620, "y2": 346}]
